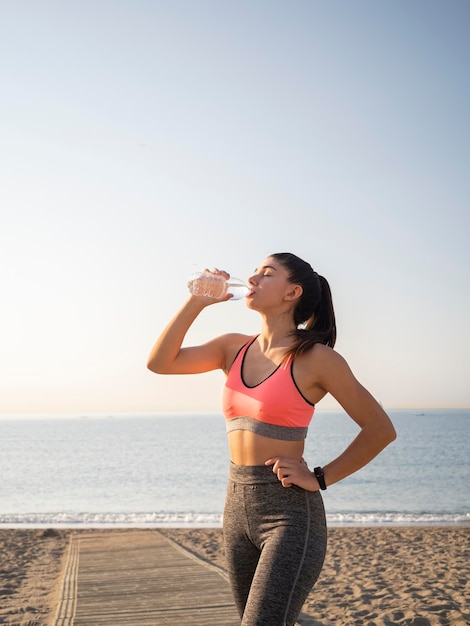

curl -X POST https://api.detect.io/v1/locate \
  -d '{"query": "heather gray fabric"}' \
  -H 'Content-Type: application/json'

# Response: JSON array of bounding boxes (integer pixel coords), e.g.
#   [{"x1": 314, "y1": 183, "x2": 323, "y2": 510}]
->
[
  {"x1": 226, "y1": 416, "x2": 308, "y2": 441},
  {"x1": 223, "y1": 463, "x2": 327, "y2": 626}
]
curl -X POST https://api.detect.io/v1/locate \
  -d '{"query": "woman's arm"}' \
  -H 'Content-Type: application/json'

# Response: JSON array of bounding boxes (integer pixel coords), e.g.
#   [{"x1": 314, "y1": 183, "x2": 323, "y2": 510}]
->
[
  {"x1": 316, "y1": 347, "x2": 396, "y2": 487},
  {"x1": 147, "y1": 296, "x2": 223, "y2": 374},
  {"x1": 267, "y1": 345, "x2": 396, "y2": 490},
  {"x1": 147, "y1": 295, "x2": 248, "y2": 375}
]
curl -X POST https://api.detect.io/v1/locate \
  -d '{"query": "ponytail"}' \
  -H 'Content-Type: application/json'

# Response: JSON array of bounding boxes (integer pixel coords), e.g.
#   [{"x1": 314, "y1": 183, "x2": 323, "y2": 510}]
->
[
  {"x1": 270, "y1": 253, "x2": 337, "y2": 356},
  {"x1": 290, "y1": 274, "x2": 336, "y2": 355}
]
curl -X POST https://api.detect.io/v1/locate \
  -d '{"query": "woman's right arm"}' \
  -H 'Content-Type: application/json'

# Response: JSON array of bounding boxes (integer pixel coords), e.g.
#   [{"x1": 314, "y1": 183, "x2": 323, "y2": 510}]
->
[{"x1": 146, "y1": 295, "x2": 246, "y2": 375}]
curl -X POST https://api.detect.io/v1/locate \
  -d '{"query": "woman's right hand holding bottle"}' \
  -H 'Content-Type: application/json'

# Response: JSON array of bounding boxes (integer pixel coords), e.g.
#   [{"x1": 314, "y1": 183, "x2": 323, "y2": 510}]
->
[
  {"x1": 147, "y1": 268, "x2": 234, "y2": 375},
  {"x1": 188, "y1": 268, "x2": 249, "y2": 302},
  {"x1": 188, "y1": 268, "x2": 233, "y2": 302}
]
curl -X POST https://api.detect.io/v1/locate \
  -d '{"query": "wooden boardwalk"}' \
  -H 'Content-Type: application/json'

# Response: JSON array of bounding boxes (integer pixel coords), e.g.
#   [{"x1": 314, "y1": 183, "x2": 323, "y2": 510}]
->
[
  {"x1": 53, "y1": 529, "x2": 318, "y2": 625},
  {"x1": 53, "y1": 529, "x2": 240, "y2": 625}
]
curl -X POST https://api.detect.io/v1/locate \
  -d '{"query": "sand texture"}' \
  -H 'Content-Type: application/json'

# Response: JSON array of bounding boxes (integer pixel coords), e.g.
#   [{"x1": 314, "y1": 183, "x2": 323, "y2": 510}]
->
[
  {"x1": 161, "y1": 527, "x2": 470, "y2": 626},
  {"x1": 0, "y1": 529, "x2": 70, "y2": 626},
  {"x1": 0, "y1": 526, "x2": 468, "y2": 625}
]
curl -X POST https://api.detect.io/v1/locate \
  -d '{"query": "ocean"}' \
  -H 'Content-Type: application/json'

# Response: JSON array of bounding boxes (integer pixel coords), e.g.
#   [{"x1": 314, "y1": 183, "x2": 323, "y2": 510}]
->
[{"x1": 0, "y1": 410, "x2": 468, "y2": 527}]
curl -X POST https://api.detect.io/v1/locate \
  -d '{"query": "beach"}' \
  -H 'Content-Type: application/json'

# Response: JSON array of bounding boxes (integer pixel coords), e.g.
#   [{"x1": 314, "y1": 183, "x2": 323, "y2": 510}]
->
[
  {"x1": 0, "y1": 529, "x2": 70, "y2": 626},
  {"x1": 0, "y1": 526, "x2": 468, "y2": 625}
]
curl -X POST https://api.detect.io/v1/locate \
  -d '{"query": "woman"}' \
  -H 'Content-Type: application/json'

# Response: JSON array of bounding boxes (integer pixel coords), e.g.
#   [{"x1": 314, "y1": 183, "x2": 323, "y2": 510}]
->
[{"x1": 147, "y1": 252, "x2": 396, "y2": 626}]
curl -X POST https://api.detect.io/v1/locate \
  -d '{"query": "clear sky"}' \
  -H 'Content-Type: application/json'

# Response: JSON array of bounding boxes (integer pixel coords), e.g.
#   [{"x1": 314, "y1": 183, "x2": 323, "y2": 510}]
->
[{"x1": 1, "y1": 0, "x2": 469, "y2": 414}]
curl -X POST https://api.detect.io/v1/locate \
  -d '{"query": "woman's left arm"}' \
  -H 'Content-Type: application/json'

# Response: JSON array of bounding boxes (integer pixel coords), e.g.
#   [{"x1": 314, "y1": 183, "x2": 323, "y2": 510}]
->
[
  {"x1": 267, "y1": 345, "x2": 396, "y2": 490},
  {"x1": 313, "y1": 346, "x2": 396, "y2": 488}
]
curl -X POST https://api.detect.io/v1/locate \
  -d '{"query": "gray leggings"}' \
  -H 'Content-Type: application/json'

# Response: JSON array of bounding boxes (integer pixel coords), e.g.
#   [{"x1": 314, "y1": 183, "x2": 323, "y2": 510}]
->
[{"x1": 223, "y1": 463, "x2": 327, "y2": 626}]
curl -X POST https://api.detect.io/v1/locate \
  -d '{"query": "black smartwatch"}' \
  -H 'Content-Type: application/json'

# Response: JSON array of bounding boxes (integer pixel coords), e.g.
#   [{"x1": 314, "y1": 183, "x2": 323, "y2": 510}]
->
[{"x1": 313, "y1": 466, "x2": 327, "y2": 490}]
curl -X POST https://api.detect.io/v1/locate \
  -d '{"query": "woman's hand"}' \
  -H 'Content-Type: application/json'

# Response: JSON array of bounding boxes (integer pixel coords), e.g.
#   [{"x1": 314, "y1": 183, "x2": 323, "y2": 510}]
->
[
  {"x1": 188, "y1": 268, "x2": 233, "y2": 305},
  {"x1": 265, "y1": 456, "x2": 319, "y2": 491}
]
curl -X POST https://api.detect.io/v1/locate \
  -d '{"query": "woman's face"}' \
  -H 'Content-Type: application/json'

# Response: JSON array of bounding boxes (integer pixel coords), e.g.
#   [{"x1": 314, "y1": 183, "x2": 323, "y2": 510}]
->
[{"x1": 246, "y1": 257, "x2": 296, "y2": 310}]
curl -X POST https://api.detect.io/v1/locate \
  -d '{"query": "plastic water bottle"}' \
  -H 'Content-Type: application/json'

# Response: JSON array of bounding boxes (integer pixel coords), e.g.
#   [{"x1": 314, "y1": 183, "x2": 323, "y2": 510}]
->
[{"x1": 188, "y1": 272, "x2": 250, "y2": 300}]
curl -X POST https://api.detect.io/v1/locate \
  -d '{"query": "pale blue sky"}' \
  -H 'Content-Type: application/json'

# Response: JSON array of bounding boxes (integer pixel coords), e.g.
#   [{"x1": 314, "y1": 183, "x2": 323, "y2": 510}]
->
[{"x1": 1, "y1": 0, "x2": 469, "y2": 413}]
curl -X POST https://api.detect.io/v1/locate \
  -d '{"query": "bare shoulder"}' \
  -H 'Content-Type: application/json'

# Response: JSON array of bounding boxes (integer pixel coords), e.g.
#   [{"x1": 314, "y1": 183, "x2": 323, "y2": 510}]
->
[
  {"x1": 309, "y1": 343, "x2": 349, "y2": 368},
  {"x1": 298, "y1": 343, "x2": 359, "y2": 395},
  {"x1": 220, "y1": 332, "x2": 254, "y2": 344},
  {"x1": 298, "y1": 344, "x2": 395, "y2": 438},
  {"x1": 213, "y1": 332, "x2": 253, "y2": 350},
  {"x1": 305, "y1": 342, "x2": 350, "y2": 371},
  {"x1": 217, "y1": 333, "x2": 255, "y2": 373}
]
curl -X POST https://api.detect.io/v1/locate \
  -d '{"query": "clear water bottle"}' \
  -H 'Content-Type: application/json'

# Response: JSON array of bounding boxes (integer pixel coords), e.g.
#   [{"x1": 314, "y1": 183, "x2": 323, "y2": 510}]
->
[{"x1": 188, "y1": 272, "x2": 250, "y2": 300}]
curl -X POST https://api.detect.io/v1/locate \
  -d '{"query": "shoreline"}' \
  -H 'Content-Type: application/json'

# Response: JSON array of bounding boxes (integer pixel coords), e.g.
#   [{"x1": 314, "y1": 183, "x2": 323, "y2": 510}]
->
[
  {"x1": 0, "y1": 521, "x2": 468, "y2": 530},
  {"x1": 1, "y1": 526, "x2": 468, "y2": 625}
]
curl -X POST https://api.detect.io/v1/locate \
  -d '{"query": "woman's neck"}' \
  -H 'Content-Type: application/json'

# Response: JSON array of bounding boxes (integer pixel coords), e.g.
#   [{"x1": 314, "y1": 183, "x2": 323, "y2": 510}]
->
[{"x1": 257, "y1": 315, "x2": 296, "y2": 353}]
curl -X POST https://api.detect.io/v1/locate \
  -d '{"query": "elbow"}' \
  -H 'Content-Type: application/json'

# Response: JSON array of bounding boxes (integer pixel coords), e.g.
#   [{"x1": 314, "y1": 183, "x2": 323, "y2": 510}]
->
[
  {"x1": 381, "y1": 421, "x2": 397, "y2": 447},
  {"x1": 147, "y1": 356, "x2": 177, "y2": 375},
  {"x1": 146, "y1": 357, "x2": 165, "y2": 374},
  {"x1": 364, "y1": 419, "x2": 396, "y2": 452},
  {"x1": 385, "y1": 430, "x2": 397, "y2": 448},
  {"x1": 146, "y1": 360, "x2": 157, "y2": 374}
]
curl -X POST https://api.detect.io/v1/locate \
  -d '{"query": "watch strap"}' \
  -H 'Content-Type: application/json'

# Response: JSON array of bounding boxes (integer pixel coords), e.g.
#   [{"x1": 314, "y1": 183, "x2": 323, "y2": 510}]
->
[{"x1": 313, "y1": 466, "x2": 327, "y2": 490}]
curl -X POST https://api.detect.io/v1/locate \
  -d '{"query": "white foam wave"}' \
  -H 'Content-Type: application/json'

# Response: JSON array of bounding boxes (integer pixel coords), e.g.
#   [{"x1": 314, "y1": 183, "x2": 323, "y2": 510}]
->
[
  {"x1": 0, "y1": 511, "x2": 468, "y2": 528},
  {"x1": 327, "y1": 512, "x2": 470, "y2": 525},
  {"x1": 0, "y1": 512, "x2": 223, "y2": 527}
]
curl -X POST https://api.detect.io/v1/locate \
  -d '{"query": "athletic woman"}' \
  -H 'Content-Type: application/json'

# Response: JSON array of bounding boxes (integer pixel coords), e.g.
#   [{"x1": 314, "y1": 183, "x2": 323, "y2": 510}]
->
[{"x1": 147, "y1": 252, "x2": 396, "y2": 626}]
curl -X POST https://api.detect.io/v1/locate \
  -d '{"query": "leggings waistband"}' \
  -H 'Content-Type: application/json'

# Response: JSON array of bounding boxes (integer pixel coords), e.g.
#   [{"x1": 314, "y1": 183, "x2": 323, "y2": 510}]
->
[{"x1": 228, "y1": 462, "x2": 280, "y2": 484}]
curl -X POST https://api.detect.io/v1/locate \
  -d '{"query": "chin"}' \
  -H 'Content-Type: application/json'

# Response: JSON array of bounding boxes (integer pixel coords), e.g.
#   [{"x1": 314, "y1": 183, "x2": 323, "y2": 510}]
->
[{"x1": 245, "y1": 299, "x2": 262, "y2": 312}]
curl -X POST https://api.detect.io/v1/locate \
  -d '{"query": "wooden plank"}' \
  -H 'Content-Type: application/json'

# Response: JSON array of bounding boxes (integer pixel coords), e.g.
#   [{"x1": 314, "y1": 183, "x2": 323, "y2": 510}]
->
[
  {"x1": 55, "y1": 530, "x2": 239, "y2": 626},
  {"x1": 53, "y1": 533, "x2": 79, "y2": 626}
]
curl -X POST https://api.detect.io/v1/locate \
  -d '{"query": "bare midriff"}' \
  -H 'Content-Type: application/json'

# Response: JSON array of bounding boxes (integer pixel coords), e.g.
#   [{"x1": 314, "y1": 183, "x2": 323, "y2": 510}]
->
[{"x1": 228, "y1": 430, "x2": 305, "y2": 466}]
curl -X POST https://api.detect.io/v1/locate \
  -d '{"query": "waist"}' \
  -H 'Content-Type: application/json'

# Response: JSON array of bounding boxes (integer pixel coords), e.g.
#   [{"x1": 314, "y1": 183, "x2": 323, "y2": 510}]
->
[
  {"x1": 228, "y1": 462, "x2": 281, "y2": 484},
  {"x1": 227, "y1": 429, "x2": 304, "y2": 466}
]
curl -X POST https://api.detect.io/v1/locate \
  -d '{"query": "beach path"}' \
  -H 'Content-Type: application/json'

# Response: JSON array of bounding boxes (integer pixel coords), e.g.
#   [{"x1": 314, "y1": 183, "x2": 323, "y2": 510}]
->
[{"x1": 53, "y1": 529, "x2": 240, "y2": 626}]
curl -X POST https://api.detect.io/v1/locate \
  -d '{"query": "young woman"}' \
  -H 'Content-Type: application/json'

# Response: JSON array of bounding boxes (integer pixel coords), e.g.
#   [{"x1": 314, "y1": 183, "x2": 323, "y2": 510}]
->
[{"x1": 147, "y1": 252, "x2": 396, "y2": 626}]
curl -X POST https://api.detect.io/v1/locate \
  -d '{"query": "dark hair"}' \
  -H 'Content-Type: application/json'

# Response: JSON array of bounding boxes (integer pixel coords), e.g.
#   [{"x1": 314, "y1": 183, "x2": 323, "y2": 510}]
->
[{"x1": 271, "y1": 252, "x2": 336, "y2": 354}]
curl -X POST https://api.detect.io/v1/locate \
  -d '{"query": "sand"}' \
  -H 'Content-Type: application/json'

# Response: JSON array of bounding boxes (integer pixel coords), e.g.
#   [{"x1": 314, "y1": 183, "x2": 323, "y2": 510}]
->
[
  {"x1": 162, "y1": 527, "x2": 470, "y2": 625},
  {"x1": 0, "y1": 529, "x2": 70, "y2": 626},
  {"x1": 0, "y1": 526, "x2": 468, "y2": 625}
]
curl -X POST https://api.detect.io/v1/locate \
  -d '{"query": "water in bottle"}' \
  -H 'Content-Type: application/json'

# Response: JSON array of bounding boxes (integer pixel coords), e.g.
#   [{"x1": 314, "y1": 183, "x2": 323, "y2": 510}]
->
[{"x1": 188, "y1": 272, "x2": 250, "y2": 300}]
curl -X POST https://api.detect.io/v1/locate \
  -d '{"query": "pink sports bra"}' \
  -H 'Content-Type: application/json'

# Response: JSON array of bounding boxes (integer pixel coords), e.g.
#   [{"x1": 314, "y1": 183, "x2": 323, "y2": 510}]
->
[{"x1": 221, "y1": 336, "x2": 315, "y2": 441}]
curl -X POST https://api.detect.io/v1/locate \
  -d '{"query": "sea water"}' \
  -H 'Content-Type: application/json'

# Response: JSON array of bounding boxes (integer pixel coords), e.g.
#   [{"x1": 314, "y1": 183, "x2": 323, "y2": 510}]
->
[{"x1": 0, "y1": 410, "x2": 468, "y2": 527}]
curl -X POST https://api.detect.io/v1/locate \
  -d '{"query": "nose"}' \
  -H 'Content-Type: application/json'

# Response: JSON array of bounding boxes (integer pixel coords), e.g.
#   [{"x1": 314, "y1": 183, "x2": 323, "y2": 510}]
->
[{"x1": 248, "y1": 273, "x2": 258, "y2": 286}]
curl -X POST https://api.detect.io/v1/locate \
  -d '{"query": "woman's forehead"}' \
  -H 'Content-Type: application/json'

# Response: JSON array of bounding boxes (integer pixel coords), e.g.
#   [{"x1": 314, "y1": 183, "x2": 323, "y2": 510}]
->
[{"x1": 255, "y1": 257, "x2": 278, "y2": 271}]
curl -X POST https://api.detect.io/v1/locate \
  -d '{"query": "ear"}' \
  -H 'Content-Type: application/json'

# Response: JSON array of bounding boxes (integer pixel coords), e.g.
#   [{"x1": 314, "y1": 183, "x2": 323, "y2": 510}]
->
[{"x1": 284, "y1": 284, "x2": 303, "y2": 301}]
